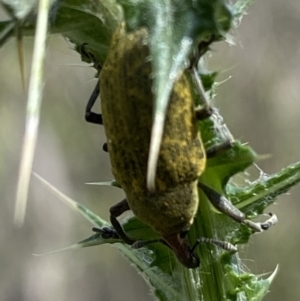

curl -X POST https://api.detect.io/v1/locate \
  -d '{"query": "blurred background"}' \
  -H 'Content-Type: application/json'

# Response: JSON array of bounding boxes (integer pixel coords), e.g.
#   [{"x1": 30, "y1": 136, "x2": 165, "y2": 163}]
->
[{"x1": 0, "y1": 0, "x2": 300, "y2": 300}]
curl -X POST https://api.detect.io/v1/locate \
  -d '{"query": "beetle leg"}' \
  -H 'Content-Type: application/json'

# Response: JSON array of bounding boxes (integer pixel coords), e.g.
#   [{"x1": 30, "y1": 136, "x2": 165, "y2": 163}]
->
[
  {"x1": 195, "y1": 108, "x2": 234, "y2": 158},
  {"x1": 92, "y1": 226, "x2": 120, "y2": 239},
  {"x1": 93, "y1": 200, "x2": 167, "y2": 248},
  {"x1": 85, "y1": 80, "x2": 103, "y2": 124},
  {"x1": 102, "y1": 142, "x2": 108, "y2": 153},
  {"x1": 132, "y1": 238, "x2": 166, "y2": 249},
  {"x1": 85, "y1": 80, "x2": 108, "y2": 151},
  {"x1": 195, "y1": 106, "x2": 214, "y2": 120},
  {"x1": 100, "y1": 200, "x2": 171, "y2": 249},
  {"x1": 189, "y1": 37, "x2": 217, "y2": 106},
  {"x1": 206, "y1": 140, "x2": 233, "y2": 158},
  {"x1": 198, "y1": 182, "x2": 277, "y2": 232},
  {"x1": 109, "y1": 199, "x2": 136, "y2": 245},
  {"x1": 189, "y1": 35, "x2": 216, "y2": 69},
  {"x1": 191, "y1": 237, "x2": 237, "y2": 253},
  {"x1": 260, "y1": 212, "x2": 278, "y2": 230}
]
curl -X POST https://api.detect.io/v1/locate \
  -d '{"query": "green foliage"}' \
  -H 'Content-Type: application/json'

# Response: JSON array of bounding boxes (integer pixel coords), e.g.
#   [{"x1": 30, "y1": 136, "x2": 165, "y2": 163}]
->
[
  {"x1": 35, "y1": 156, "x2": 300, "y2": 300},
  {"x1": 2, "y1": 0, "x2": 300, "y2": 301}
]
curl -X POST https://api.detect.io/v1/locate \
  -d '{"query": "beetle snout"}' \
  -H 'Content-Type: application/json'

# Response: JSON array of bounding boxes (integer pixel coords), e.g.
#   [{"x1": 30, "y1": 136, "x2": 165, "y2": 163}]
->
[
  {"x1": 179, "y1": 249, "x2": 200, "y2": 269},
  {"x1": 163, "y1": 233, "x2": 200, "y2": 269}
]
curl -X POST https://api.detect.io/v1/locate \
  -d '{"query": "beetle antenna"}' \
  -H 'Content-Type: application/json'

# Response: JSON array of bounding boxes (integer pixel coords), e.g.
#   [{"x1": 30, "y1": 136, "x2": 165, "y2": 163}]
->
[{"x1": 191, "y1": 237, "x2": 237, "y2": 253}]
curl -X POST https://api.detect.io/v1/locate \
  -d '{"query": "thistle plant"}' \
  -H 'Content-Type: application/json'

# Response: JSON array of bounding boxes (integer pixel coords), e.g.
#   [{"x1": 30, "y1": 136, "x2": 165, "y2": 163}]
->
[{"x1": 1, "y1": 1, "x2": 300, "y2": 301}]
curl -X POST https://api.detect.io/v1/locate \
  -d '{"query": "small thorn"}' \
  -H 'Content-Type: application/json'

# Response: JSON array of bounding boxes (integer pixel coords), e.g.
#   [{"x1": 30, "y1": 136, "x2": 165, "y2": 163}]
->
[{"x1": 16, "y1": 24, "x2": 26, "y2": 92}]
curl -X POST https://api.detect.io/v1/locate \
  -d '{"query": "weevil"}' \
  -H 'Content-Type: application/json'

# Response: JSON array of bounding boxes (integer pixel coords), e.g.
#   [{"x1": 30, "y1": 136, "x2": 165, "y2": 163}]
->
[{"x1": 86, "y1": 24, "x2": 277, "y2": 268}]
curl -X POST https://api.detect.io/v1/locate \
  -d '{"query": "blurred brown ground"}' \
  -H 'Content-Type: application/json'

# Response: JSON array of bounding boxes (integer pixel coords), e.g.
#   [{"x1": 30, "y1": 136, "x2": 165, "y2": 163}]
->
[{"x1": 0, "y1": 1, "x2": 300, "y2": 300}]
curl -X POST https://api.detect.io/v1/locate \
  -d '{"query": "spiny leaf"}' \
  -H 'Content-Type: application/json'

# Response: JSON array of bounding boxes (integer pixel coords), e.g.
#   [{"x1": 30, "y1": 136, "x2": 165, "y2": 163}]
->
[
  {"x1": 33, "y1": 173, "x2": 109, "y2": 227},
  {"x1": 227, "y1": 160, "x2": 300, "y2": 214},
  {"x1": 33, "y1": 233, "x2": 117, "y2": 256},
  {"x1": 0, "y1": 20, "x2": 15, "y2": 47},
  {"x1": 0, "y1": 0, "x2": 123, "y2": 62},
  {"x1": 226, "y1": 265, "x2": 279, "y2": 301},
  {"x1": 233, "y1": 0, "x2": 258, "y2": 19},
  {"x1": 53, "y1": 0, "x2": 123, "y2": 62},
  {"x1": 33, "y1": 172, "x2": 183, "y2": 300},
  {"x1": 116, "y1": 0, "x2": 233, "y2": 191},
  {"x1": 1, "y1": 0, "x2": 39, "y2": 20}
]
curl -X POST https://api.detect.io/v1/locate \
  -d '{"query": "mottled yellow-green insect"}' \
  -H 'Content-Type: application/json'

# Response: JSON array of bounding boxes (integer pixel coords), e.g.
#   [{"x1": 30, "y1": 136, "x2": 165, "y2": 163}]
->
[{"x1": 86, "y1": 24, "x2": 277, "y2": 268}]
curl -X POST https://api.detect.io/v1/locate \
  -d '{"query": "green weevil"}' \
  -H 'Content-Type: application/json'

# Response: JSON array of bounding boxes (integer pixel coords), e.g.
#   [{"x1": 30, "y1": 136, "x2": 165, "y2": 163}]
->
[{"x1": 86, "y1": 24, "x2": 277, "y2": 268}]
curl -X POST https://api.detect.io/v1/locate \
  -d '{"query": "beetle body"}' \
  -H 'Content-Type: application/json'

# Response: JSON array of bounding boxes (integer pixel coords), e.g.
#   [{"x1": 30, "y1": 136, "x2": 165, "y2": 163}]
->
[
  {"x1": 97, "y1": 24, "x2": 277, "y2": 268},
  {"x1": 100, "y1": 25, "x2": 205, "y2": 267}
]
